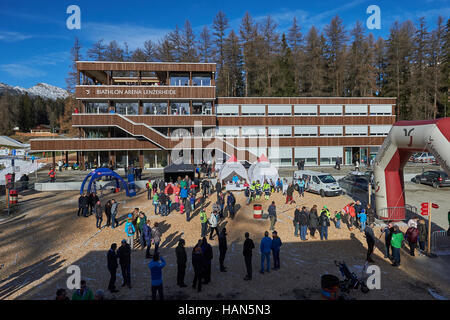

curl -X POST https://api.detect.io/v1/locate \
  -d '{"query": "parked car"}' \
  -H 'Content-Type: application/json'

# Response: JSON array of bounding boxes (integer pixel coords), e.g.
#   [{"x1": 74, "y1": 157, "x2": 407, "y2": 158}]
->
[
  {"x1": 338, "y1": 171, "x2": 374, "y2": 197},
  {"x1": 293, "y1": 170, "x2": 342, "y2": 197},
  {"x1": 412, "y1": 170, "x2": 450, "y2": 188},
  {"x1": 411, "y1": 152, "x2": 435, "y2": 163}
]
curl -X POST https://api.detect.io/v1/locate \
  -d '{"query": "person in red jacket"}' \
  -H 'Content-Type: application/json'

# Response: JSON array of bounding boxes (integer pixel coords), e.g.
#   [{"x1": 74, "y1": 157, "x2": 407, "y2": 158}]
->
[
  {"x1": 48, "y1": 167, "x2": 56, "y2": 182},
  {"x1": 406, "y1": 226, "x2": 419, "y2": 256}
]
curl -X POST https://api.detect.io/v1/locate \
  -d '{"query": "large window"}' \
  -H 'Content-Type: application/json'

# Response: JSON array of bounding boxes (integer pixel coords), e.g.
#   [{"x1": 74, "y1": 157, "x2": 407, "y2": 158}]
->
[
  {"x1": 268, "y1": 126, "x2": 291, "y2": 137},
  {"x1": 294, "y1": 126, "x2": 318, "y2": 137},
  {"x1": 370, "y1": 125, "x2": 392, "y2": 136},
  {"x1": 268, "y1": 147, "x2": 292, "y2": 166},
  {"x1": 370, "y1": 105, "x2": 392, "y2": 116},
  {"x1": 216, "y1": 127, "x2": 239, "y2": 137},
  {"x1": 320, "y1": 146, "x2": 343, "y2": 166},
  {"x1": 170, "y1": 73, "x2": 189, "y2": 86},
  {"x1": 241, "y1": 126, "x2": 266, "y2": 137},
  {"x1": 85, "y1": 128, "x2": 108, "y2": 138},
  {"x1": 345, "y1": 125, "x2": 368, "y2": 136},
  {"x1": 116, "y1": 102, "x2": 138, "y2": 115},
  {"x1": 192, "y1": 101, "x2": 212, "y2": 115},
  {"x1": 192, "y1": 73, "x2": 211, "y2": 86},
  {"x1": 216, "y1": 105, "x2": 238, "y2": 116},
  {"x1": 241, "y1": 105, "x2": 265, "y2": 116},
  {"x1": 115, "y1": 151, "x2": 127, "y2": 168},
  {"x1": 295, "y1": 147, "x2": 318, "y2": 166},
  {"x1": 320, "y1": 105, "x2": 343, "y2": 116},
  {"x1": 345, "y1": 105, "x2": 368, "y2": 115},
  {"x1": 268, "y1": 105, "x2": 291, "y2": 116},
  {"x1": 170, "y1": 101, "x2": 190, "y2": 115},
  {"x1": 143, "y1": 101, "x2": 167, "y2": 115},
  {"x1": 294, "y1": 105, "x2": 317, "y2": 116},
  {"x1": 320, "y1": 126, "x2": 343, "y2": 136},
  {"x1": 85, "y1": 102, "x2": 109, "y2": 114}
]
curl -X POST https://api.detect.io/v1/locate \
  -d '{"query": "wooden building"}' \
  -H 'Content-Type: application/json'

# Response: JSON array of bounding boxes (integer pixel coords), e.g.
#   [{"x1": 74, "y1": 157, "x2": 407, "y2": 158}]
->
[{"x1": 30, "y1": 61, "x2": 396, "y2": 169}]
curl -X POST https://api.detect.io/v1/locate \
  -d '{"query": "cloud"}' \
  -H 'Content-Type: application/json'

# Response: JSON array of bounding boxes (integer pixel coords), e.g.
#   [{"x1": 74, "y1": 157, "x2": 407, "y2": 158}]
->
[
  {"x1": 0, "y1": 31, "x2": 33, "y2": 42},
  {"x1": 82, "y1": 22, "x2": 172, "y2": 49},
  {"x1": 0, "y1": 64, "x2": 46, "y2": 78}
]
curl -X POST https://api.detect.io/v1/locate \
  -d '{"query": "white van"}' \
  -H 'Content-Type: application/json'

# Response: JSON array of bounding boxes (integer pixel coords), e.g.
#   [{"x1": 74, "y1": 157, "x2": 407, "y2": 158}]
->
[{"x1": 293, "y1": 170, "x2": 342, "y2": 197}]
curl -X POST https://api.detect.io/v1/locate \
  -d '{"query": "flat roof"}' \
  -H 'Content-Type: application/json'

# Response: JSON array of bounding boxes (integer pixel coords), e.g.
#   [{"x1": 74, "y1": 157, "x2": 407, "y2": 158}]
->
[{"x1": 77, "y1": 61, "x2": 216, "y2": 73}]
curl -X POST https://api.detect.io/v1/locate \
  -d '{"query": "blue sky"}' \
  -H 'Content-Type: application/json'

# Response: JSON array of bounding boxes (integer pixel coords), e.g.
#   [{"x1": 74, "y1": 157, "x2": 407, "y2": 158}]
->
[{"x1": 0, "y1": 0, "x2": 448, "y2": 89}]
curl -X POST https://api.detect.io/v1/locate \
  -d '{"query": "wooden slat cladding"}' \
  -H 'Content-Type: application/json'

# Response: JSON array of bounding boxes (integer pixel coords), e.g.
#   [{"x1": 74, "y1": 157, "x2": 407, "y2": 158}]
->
[
  {"x1": 217, "y1": 116, "x2": 396, "y2": 126},
  {"x1": 77, "y1": 62, "x2": 216, "y2": 73},
  {"x1": 76, "y1": 85, "x2": 215, "y2": 99},
  {"x1": 217, "y1": 97, "x2": 397, "y2": 105},
  {"x1": 31, "y1": 136, "x2": 385, "y2": 151},
  {"x1": 73, "y1": 114, "x2": 216, "y2": 127}
]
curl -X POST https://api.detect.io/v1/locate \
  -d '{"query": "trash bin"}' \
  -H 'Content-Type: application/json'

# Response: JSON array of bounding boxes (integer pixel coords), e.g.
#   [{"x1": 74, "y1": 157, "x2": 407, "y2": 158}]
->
[
  {"x1": 321, "y1": 274, "x2": 340, "y2": 300},
  {"x1": 253, "y1": 204, "x2": 262, "y2": 219},
  {"x1": 9, "y1": 189, "x2": 18, "y2": 205}
]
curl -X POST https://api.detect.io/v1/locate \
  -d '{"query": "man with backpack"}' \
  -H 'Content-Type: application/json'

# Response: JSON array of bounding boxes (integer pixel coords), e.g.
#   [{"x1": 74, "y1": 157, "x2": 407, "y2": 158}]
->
[
  {"x1": 299, "y1": 206, "x2": 309, "y2": 241},
  {"x1": 319, "y1": 209, "x2": 330, "y2": 240},
  {"x1": 271, "y1": 231, "x2": 282, "y2": 270},
  {"x1": 148, "y1": 253, "x2": 166, "y2": 300},
  {"x1": 143, "y1": 220, "x2": 152, "y2": 259},
  {"x1": 200, "y1": 209, "x2": 208, "y2": 238},
  {"x1": 268, "y1": 201, "x2": 277, "y2": 231},
  {"x1": 406, "y1": 224, "x2": 419, "y2": 257},
  {"x1": 365, "y1": 223, "x2": 376, "y2": 263},
  {"x1": 227, "y1": 192, "x2": 236, "y2": 219},
  {"x1": 391, "y1": 225, "x2": 404, "y2": 267},
  {"x1": 110, "y1": 199, "x2": 119, "y2": 228},
  {"x1": 208, "y1": 211, "x2": 219, "y2": 240},
  {"x1": 146, "y1": 180, "x2": 152, "y2": 200},
  {"x1": 158, "y1": 192, "x2": 168, "y2": 216}
]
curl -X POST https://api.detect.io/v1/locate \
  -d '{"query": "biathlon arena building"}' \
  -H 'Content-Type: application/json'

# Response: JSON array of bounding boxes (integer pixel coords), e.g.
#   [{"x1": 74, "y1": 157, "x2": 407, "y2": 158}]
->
[{"x1": 30, "y1": 61, "x2": 396, "y2": 169}]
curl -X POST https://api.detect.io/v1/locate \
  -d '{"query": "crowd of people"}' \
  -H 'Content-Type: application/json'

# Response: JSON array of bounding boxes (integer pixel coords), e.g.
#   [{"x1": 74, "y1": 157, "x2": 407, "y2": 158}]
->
[{"x1": 65, "y1": 171, "x2": 435, "y2": 301}]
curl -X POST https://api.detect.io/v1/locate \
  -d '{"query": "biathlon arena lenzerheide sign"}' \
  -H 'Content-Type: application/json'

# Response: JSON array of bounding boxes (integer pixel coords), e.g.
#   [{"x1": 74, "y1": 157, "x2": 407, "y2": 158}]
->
[{"x1": 76, "y1": 86, "x2": 215, "y2": 99}]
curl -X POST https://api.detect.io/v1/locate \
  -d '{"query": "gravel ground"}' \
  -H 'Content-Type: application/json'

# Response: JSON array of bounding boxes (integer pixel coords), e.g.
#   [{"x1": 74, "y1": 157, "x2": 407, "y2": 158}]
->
[{"x1": 0, "y1": 187, "x2": 449, "y2": 300}]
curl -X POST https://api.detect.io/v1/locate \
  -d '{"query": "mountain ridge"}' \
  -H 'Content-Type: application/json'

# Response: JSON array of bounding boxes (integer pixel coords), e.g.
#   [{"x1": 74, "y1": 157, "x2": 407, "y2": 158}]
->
[{"x1": 0, "y1": 82, "x2": 70, "y2": 101}]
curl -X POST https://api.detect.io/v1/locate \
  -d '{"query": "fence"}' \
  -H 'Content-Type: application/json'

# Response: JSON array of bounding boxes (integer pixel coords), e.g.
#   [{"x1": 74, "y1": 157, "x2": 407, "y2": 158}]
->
[
  {"x1": 431, "y1": 230, "x2": 450, "y2": 254},
  {"x1": 377, "y1": 204, "x2": 417, "y2": 221}
]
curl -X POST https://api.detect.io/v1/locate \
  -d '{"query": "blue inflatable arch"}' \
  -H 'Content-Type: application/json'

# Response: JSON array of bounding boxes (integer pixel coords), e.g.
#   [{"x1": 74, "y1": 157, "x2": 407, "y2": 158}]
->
[{"x1": 80, "y1": 168, "x2": 131, "y2": 197}]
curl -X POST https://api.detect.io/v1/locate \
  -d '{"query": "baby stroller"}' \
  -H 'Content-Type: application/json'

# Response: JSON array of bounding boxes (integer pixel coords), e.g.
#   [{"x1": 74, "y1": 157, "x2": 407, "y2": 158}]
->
[{"x1": 334, "y1": 261, "x2": 369, "y2": 294}]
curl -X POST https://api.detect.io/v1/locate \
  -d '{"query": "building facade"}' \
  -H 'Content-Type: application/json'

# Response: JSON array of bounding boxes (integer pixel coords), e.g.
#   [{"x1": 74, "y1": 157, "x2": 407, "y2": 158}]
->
[{"x1": 30, "y1": 61, "x2": 396, "y2": 169}]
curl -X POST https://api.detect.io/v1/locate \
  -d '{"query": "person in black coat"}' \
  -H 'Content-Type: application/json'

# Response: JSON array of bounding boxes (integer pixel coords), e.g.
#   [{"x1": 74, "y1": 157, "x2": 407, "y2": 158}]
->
[
  {"x1": 201, "y1": 237, "x2": 213, "y2": 284},
  {"x1": 192, "y1": 241, "x2": 205, "y2": 292},
  {"x1": 215, "y1": 181, "x2": 222, "y2": 198},
  {"x1": 78, "y1": 194, "x2": 85, "y2": 217},
  {"x1": 107, "y1": 243, "x2": 119, "y2": 293},
  {"x1": 117, "y1": 240, "x2": 132, "y2": 288},
  {"x1": 175, "y1": 239, "x2": 187, "y2": 287},
  {"x1": 243, "y1": 232, "x2": 255, "y2": 280},
  {"x1": 80, "y1": 193, "x2": 89, "y2": 217},
  {"x1": 159, "y1": 179, "x2": 165, "y2": 193},
  {"x1": 218, "y1": 228, "x2": 228, "y2": 272},
  {"x1": 104, "y1": 200, "x2": 112, "y2": 226}
]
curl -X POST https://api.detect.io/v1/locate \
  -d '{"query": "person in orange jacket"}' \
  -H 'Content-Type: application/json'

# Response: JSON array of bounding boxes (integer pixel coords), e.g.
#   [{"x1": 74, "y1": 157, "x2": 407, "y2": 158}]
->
[{"x1": 48, "y1": 167, "x2": 56, "y2": 182}]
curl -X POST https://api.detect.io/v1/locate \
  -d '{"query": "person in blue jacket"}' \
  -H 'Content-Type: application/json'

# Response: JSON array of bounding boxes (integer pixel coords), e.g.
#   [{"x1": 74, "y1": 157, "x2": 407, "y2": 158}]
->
[
  {"x1": 180, "y1": 187, "x2": 188, "y2": 206},
  {"x1": 357, "y1": 209, "x2": 368, "y2": 232},
  {"x1": 275, "y1": 178, "x2": 283, "y2": 193},
  {"x1": 124, "y1": 214, "x2": 136, "y2": 249},
  {"x1": 143, "y1": 220, "x2": 152, "y2": 258},
  {"x1": 259, "y1": 231, "x2": 272, "y2": 274},
  {"x1": 271, "y1": 231, "x2": 282, "y2": 270},
  {"x1": 148, "y1": 253, "x2": 166, "y2": 300}
]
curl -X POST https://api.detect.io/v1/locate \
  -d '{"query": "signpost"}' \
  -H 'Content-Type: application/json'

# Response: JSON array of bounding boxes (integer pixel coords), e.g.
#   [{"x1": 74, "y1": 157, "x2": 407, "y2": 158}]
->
[{"x1": 421, "y1": 202, "x2": 439, "y2": 255}]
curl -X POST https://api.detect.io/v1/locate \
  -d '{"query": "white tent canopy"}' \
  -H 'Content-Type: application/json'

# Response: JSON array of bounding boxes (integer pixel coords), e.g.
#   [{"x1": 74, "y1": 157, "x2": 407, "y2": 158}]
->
[
  {"x1": 248, "y1": 154, "x2": 279, "y2": 184},
  {"x1": 218, "y1": 155, "x2": 249, "y2": 183}
]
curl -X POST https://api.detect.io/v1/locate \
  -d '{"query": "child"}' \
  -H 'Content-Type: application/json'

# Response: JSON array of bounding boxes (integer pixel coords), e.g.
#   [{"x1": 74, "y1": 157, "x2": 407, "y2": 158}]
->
[
  {"x1": 180, "y1": 202, "x2": 184, "y2": 215},
  {"x1": 335, "y1": 211, "x2": 341, "y2": 229},
  {"x1": 190, "y1": 195, "x2": 195, "y2": 211}
]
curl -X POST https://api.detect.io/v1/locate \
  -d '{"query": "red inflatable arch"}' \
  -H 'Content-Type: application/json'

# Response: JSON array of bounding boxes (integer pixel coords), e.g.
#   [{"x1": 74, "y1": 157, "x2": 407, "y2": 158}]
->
[{"x1": 374, "y1": 117, "x2": 450, "y2": 220}]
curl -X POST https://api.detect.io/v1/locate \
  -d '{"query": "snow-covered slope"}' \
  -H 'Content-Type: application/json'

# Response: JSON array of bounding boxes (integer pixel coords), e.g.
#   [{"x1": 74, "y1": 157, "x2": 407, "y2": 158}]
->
[{"x1": 0, "y1": 82, "x2": 70, "y2": 100}]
